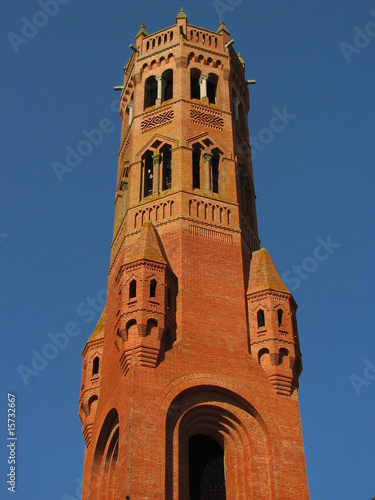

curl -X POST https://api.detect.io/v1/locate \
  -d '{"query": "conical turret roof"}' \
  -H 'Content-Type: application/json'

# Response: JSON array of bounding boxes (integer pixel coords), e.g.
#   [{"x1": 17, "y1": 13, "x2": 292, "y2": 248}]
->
[
  {"x1": 86, "y1": 306, "x2": 106, "y2": 344},
  {"x1": 124, "y1": 221, "x2": 169, "y2": 266},
  {"x1": 248, "y1": 248, "x2": 289, "y2": 295}
]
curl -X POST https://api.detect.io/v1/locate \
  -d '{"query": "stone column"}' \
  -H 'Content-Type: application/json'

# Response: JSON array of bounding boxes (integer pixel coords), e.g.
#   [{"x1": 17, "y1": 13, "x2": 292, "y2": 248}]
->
[
  {"x1": 152, "y1": 152, "x2": 161, "y2": 195},
  {"x1": 156, "y1": 76, "x2": 162, "y2": 105},
  {"x1": 199, "y1": 74, "x2": 208, "y2": 99},
  {"x1": 202, "y1": 152, "x2": 212, "y2": 192}
]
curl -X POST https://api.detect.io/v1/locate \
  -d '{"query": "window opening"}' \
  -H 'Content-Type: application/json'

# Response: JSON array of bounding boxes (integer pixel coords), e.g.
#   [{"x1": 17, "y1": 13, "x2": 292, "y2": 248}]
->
[
  {"x1": 191, "y1": 69, "x2": 201, "y2": 99},
  {"x1": 192, "y1": 147, "x2": 201, "y2": 189},
  {"x1": 257, "y1": 309, "x2": 265, "y2": 328},
  {"x1": 212, "y1": 152, "x2": 219, "y2": 194},
  {"x1": 162, "y1": 146, "x2": 172, "y2": 190},
  {"x1": 150, "y1": 279, "x2": 157, "y2": 298},
  {"x1": 278, "y1": 309, "x2": 283, "y2": 327},
  {"x1": 144, "y1": 76, "x2": 157, "y2": 109},
  {"x1": 129, "y1": 280, "x2": 137, "y2": 300},
  {"x1": 143, "y1": 152, "x2": 153, "y2": 197},
  {"x1": 163, "y1": 69, "x2": 173, "y2": 101},
  {"x1": 92, "y1": 357, "x2": 99, "y2": 376}
]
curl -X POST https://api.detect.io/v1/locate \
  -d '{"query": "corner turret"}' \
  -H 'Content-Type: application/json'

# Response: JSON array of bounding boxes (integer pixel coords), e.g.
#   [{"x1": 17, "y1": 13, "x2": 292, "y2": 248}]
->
[{"x1": 247, "y1": 249, "x2": 302, "y2": 396}]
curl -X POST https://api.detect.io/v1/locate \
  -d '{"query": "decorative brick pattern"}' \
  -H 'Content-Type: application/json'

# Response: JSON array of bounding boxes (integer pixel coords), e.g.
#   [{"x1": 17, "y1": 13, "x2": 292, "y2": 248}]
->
[
  {"x1": 141, "y1": 108, "x2": 174, "y2": 132},
  {"x1": 190, "y1": 105, "x2": 224, "y2": 130}
]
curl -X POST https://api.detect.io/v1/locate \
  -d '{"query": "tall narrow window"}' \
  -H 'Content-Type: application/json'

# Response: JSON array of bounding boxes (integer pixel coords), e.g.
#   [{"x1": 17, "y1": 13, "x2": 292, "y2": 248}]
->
[
  {"x1": 150, "y1": 279, "x2": 157, "y2": 298},
  {"x1": 129, "y1": 279, "x2": 137, "y2": 299},
  {"x1": 207, "y1": 74, "x2": 218, "y2": 104},
  {"x1": 190, "y1": 69, "x2": 201, "y2": 99},
  {"x1": 92, "y1": 357, "x2": 99, "y2": 376},
  {"x1": 167, "y1": 287, "x2": 172, "y2": 309},
  {"x1": 144, "y1": 76, "x2": 157, "y2": 109},
  {"x1": 189, "y1": 434, "x2": 226, "y2": 500},
  {"x1": 278, "y1": 309, "x2": 283, "y2": 327},
  {"x1": 162, "y1": 146, "x2": 172, "y2": 190},
  {"x1": 192, "y1": 146, "x2": 201, "y2": 189},
  {"x1": 143, "y1": 152, "x2": 153, "y2": 198},
  {"x1": 212, "y1": 152, "x2": 219, "y2": 194},
  {"x1": 257, "y1": 309, "x2": 265, "y2": 328},
  {"x1": 162, "y1": 69, "x2": 173, "y2": 101}
]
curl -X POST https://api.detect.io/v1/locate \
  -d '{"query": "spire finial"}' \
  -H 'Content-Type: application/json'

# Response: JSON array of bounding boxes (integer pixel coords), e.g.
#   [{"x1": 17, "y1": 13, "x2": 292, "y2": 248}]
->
[
  {"x1": 217, "y1": 19, "x2": 230, "y2": 35},
  {"x1": 176, "y1": 7, "x2": 187, "y2": 19}
]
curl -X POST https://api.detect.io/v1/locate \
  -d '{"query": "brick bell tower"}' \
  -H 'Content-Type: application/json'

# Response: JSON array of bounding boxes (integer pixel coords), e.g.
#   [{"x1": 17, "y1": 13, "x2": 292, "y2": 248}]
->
[{"x1": 79, "y1": 9, "x2": 309, "y2": 499}]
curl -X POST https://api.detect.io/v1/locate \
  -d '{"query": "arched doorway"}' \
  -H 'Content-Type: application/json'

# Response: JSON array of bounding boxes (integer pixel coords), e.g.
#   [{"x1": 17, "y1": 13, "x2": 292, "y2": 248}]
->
[{"x1": 189, "y1": 434, "x2": 226, "y2": 499}]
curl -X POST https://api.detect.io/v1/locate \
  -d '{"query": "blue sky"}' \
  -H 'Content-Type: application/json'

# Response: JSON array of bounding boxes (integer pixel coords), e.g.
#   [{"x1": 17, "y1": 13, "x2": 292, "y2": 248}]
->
[{"x1": 1, "y1": 1, "x2": 374, "y2": 498}]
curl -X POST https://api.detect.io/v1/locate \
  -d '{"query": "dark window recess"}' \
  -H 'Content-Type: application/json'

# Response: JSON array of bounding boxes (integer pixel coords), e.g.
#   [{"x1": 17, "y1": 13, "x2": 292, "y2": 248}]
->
[
  {"x1": 257, "y1": 309, "x2": 265, "y2": 328},
  {"x1": 92, "y1": 357, "x2": 99, "y2": 376},
  {"x1": 192, "y1": 147, "x2": 201, "y2": 189},
  {"x1": 150, "y1": 279, "x2": 157, "y2": 298},
  {"x1": 189, "y1": 434, "x2": 226, "y2": 500},
  {"x1": 278, "y1": 309, "x2": 283, "y2": 327},
  {"x1": 207, "y1": 74, "x2": 218, "y2": 104},
  {"x1": 144, "y1": 76, "x2": 157, "y2": 109},
  {"x1": 163, "y1": 70, "x2": 173, "y2": 101},
  {"x1": 162, "y1": 147, "x2": 172, "y2": 190},
  {"x1": 143, "y1": 153, "x2": 153, "y2": 198},
  {"x1": 190, "y1": 69, "x2": 201, "y2": 99},
  {"x1": 129, "y1": 280, "x2": 137, "y2": 300},
  {"x1": 212, "y1": 153, "x2": 219, "y2": 194}
]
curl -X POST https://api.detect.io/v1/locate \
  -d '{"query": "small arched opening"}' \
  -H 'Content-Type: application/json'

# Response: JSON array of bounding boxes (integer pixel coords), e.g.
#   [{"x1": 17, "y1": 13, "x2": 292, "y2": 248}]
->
[
  {"x1": 144, "y1": 75, "x2": 157, "y2": 109},
  {"x1": 257, "y1": 309, "x2": 265, "y2": 328}
]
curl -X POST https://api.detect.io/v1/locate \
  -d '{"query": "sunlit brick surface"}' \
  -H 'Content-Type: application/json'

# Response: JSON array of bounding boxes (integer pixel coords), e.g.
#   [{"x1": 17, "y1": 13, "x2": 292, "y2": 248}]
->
[{"x1": 79, "y1": 9, "x2": 309, "y2": 499}]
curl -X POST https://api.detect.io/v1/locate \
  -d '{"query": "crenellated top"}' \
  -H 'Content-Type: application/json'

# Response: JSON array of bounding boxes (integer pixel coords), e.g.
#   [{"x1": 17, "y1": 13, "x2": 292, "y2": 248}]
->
[{"x1": 134, "y1": 8, "x2": 231, "y2": 58}]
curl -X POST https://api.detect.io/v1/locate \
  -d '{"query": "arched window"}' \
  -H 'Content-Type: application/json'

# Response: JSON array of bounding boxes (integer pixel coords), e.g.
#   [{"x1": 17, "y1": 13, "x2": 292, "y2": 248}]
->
[
  {"x1": 92, "y1": 410, "x2": 119, "y2": 498},
  {"x1": 279, "y1": 348, "x2": 289, "y2": 365},
  {"x1": 129, "y1": 279, "x2": 137, "y2": 300},
  {"x1": 278, "y1": 309, "x2": 283, "y2": 327},
  {"x1": 142, "y1": 151, "x2": 153, "y2": 198},
  {"x1": 258, "y1": 348, "x2": 271, "y2": 368},
  {"x1": 190, "y1": 68, "x2": 201, "y2": 99},
  {"x1": 257, "y1": 309, "x2": 265, "y2": 328},
  {"x1": 162, "y1": 69, "x2": 173, "y2": 101},
  {"x1": 192, "y1": 146, "x2": 201, "y2": 189},
  {"x1": 189, "y1": 434, "x2": 226, "y2": 499},
  {"x1": 162, "y1": 145, "x2": 172, "y2": 190},
  {"x1": 211, "y1": 151, "x2": 219, "y2": 194},
  {"x1": 92, "y1": 356, "x2": 99, "y2": 376},
  {"x1": 150, "y1": 279, "x2": 157, "y2": 298},
  {"x1": 144, "y1": 75, "x2": 157, "y2": 109},
  {"x1": 207, "y1": 74, "x2": 218, "y2": 104}
]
